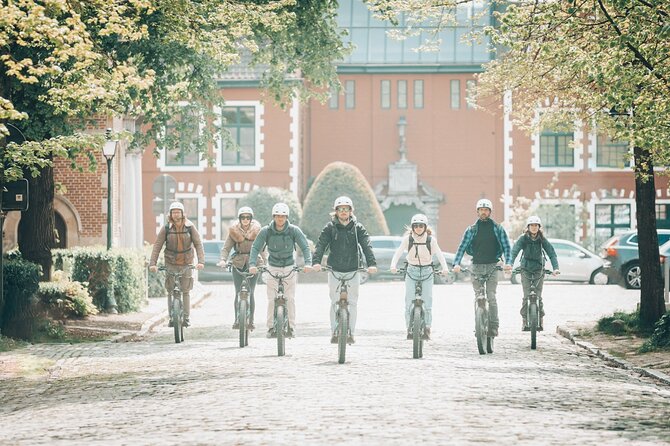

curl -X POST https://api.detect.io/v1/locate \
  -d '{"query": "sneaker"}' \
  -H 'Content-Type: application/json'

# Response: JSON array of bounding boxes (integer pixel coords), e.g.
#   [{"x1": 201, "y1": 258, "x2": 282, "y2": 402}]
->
[
  {"x1": 488, "y1": 327, "x2": 498, "y2": 337},
  {"x1": 232, "y1": 322, "x2": 239, "y2": 330},
  {"x1": 266, "y1": 329, "x2": 276, "y2": 338},
  {"x1": 248, "y1": 322, "x2": 255, "y2": 331},
  {"x1": 538, "y1": 318, "x2": 544, "y2": 331},
  {"x1": 183, "y1": 318, "x2": 190, "y2": 328},
  {"x1": 331, "y1": 334, "x2": 338, "y2": 344},
  {"x1": 287, "y1": 328, "x2": 295, "y2": 338},
  {"x1": 422, "y1": 328, "x2": 431, "y2": 341},
  {"x1": 406, "y1": 331, "x2": 412, "y2": 340},
  {"x1": 522, "y1": 319, "x2": 529, "y2": 332},
  {"x1": 347, "y1": 335, "x2": 355, "y2": 344}
]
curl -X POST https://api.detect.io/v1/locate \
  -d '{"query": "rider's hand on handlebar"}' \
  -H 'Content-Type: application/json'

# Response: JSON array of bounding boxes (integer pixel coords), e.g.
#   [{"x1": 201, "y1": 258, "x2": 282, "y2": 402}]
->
[
  {"x1": 553, "y1": 269, "x2": 560, "y2": 276},
  {"x1": 149, "y1": 265, "x2": 158, "y2": 273},
  {"x1": 367, "y1": 266, "x2": 377, "y2": 274},
  {"x1": 504, "y1": 264, "x2": 513, "y2": 272},
  {"x1": 249, "y1": 266, "x2": 258, "y2": 275},
  {"x1": 390, "y1": 267, "x2": 398, "y2": 274},
  {"x1": 216, "y1": 260, "x2": 226, "y2": 268},
  {"x1": 196, "y1": 263, "x2": 204, "y2": 270},
  {"x1": 452, "y1": 265, "x2": 461, "y2": 274},
  {"x1": 303, "y1": 265, "x2": 314, "y2": 273},
  {"x1": 312, "y1": 263, "x2": 322, "y2": 272}
]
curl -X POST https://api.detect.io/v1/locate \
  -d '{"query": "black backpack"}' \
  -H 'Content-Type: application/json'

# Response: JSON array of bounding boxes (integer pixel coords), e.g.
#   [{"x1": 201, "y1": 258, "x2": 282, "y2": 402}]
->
[
  {"x1": 164, "y1": 223, "x2": 193, "y2": 254},
  {"x1": 408, "y1": 234, "x2": 432, "y2": 255}
]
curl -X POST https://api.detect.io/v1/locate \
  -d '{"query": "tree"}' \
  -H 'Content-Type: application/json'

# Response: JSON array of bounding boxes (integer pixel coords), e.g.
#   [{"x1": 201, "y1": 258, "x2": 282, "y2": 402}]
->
[
  {"x1": 1, "y1": 0, "x2": 349, "y2": 280},
  {"x1": 301, "y1": 162, "x2": 389, "y2": 241},
  {"x1": 368, "y1": 0, "x2": 670, "y2": 327},
  {"x1": 238, "y1": 187, "x2": 302, "y2": 228}
]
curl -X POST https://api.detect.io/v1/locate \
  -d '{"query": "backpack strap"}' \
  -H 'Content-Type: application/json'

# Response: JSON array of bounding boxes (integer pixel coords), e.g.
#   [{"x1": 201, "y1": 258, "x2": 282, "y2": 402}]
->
[
  {"x1": 408, "y1": 234, "x2": 432, "y2": 255},
  {"x1": 164, "y1": 223, "x2": 193, "y2": 254}
]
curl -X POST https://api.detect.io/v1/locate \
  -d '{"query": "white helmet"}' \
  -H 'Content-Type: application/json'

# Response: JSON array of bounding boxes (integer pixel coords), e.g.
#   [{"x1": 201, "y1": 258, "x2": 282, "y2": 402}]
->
[
  {"x1": 169, "y1": 202, "x2": 184, "y2": 212},
  {"x1": 526, "y1": 215, "x2": 542, "y2": 227},
  {"x1": 271, "y1": 202, "x2": 290, "y2": 216},
  {"x1": 237, "y1": 206, "x2": 254, "y2": 218},
  {"x1": 333, "y1": 196, "x2": 354, "y2": 210},
  {"x1": 411, "y1": 214, "x2": 428, "y2": 225},
  {"x1": 476, "y1": 199, "x2": 493, "y2": 210}
]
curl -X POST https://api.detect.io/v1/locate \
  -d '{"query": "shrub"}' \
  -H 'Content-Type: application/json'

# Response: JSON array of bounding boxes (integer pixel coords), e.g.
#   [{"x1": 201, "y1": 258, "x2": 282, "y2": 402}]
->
[
  {"x1": 597, "y1": 311, "x2": 643, "y2": 335},
  {"x1": 640, "y1": 312, "x2": 670, "y2": 352},
  {"x1": 1, "y1": 258, "x2": 40, "y2": 339},
  {"x1": 238, "y1": 187, "x2": 302, "y2": 227},
  {"x1": 301, "y1": 161, "x2": 389, "y2": 241},
  {"x1": 36, "y1": 271, "x2": 98, "y2": 319}
]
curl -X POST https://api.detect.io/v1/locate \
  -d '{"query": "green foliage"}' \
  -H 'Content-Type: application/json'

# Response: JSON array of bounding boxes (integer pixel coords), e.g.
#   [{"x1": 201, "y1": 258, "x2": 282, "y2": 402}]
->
[
  {"x1": 37, "y1": 271, "x2": 97, "y2": 319},
  {"x1": 640, "y1": 313, "x2": 670, "y2": 352},
  {"x1": 144, "y1": 244, "x2": 166, "y2": 297},
  {"x1": 238, "y1": 187, "x2": 302, "y2": 227},
  {"x1": 597, "y1": 311, "x2": 645, "y2": 336},
  {"x1": 301, "y1": 161, "x2": 389, "y2": 241},
  {"x1": 61, "y1": 247, "x2": 147, "y2": 313},
  {"x1": 1, "y1": 258, "x2": 41, "y2": 339}
]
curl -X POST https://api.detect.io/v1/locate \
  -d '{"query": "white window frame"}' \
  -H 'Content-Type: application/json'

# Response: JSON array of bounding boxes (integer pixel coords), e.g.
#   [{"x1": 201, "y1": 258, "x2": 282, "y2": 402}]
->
[
  {"x1": 587, "y1": 129, "x2": 633, "y2": 172},
  {"x1": 210, "y1": 182, "x2": 260, "y2": 240},
  {"x1": 157, "y1": 101, "x2": 208, "y2": 173},
  {"x1": 213, "y1": 101, "x2": 265, "y2": 172},
  {"x1": 531, "y1": 111, "x2": 584, "y2": 172},
  {"x1": 587, "y1": 197, "x2": 635, "y2": 244}
]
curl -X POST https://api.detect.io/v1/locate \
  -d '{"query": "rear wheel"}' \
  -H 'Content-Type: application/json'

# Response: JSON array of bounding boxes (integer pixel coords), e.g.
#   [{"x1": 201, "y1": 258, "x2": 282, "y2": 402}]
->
[
  {"x1": 276, "y1": 305, "x2": 286, "y2": 357},
  {"x1": 412, "y1": 307, "x2": 423, "y2": 359},
  {"x1": 529, "y1": 302, "x2": 538, "y2": 350},
  {"x1": 172, "y1": 299, "x2": 183, "y2": 344},
  {"x1": 589, "y1": 267, "x2": 609, "y2": 285},
  {"x1": 337, "y1": 309, "x2": 348, "y2": 364},
  {"x1": 238, "y1": 299, "x2": 247, "y2": 348},
  {"x1": 475, "y1": 306, "x2": 487, "y2": 355}
]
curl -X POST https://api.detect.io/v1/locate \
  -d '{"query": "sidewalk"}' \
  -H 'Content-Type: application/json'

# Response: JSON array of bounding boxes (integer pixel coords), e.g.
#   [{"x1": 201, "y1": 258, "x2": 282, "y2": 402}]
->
[
  {"x1": 557, "y1": 322, "x2": 670, "y2": 386},
  {"x1": 62, "y1": 282, "x2": 212, "y2": 343}
]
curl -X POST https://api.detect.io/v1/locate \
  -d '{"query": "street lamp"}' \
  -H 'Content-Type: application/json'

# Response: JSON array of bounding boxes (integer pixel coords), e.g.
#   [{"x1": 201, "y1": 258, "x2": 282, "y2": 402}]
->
[{"x1": 103, "y1": 128, "x2": 118, "y2": 250}]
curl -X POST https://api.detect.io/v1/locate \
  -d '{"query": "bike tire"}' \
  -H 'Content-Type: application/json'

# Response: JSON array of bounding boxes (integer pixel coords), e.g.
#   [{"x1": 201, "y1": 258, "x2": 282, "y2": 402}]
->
[
  {"x1": 172, "y1": 299, "x2": 183, "y2": 344},
  {"x1": 338, "y1": 309, "x2": 348, "y2": 364},
  {"x1": 486, "y1": 336, "x2": 494, "y2": 354},
  {"x1": 529, "y1": 302, "x2": 538, "y2": 350},
  {"x1": 475, "y1": 306, "x2": 487, "y2": 355},
  {"x1": 413, "y1": 307, "x2": 422, "y2": 359},
  {"x1": 238, "y1": 299, "x2": 247, "y2": 348},
  {"x1": 276, "y1": 305, "x2": 286, "y2": 357}
]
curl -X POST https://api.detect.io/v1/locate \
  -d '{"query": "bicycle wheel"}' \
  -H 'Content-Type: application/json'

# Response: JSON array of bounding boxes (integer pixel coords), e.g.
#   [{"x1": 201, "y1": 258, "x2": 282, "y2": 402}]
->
[
  {"x1": 529, "y1": 302, "x2": 538, "y2": 350},
  {"x1": 486, "y1": 335, "x2": 494, "y2": 354},
  {"x1": 276, "y1": 305, "x2": 286, "y2": 357},
  {"x1": 412, "y1": 307, "x2": 422, "y2": 359},
  {"x1": 238, "y1": 299, "x2": 247, "y2": 348},
  {"x1": 337, "y1": 309, "x2": 348, "y2": 364},
  {"x1": 172, "y1": 299, "x2": 183, "y2": 344},
  {"x1": 475, "y1": 306, "x2": 487, "y2": 355}
]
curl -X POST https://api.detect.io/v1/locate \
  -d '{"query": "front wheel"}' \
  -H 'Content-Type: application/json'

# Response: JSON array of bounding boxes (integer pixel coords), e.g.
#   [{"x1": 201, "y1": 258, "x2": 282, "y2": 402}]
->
[
  {"x1": 337, "y1": 309, "x2": 348, "y2": 364},
  {"x1": 529, "y1": 302, "x2": 538, "y2": 350},
  {"x1": 172, "y1": 299, "x2": 183, "y2": 344},
  {"x1": 238, "y1": 298, "x2": 248, "y2": 348},
  {"x1": 412, "y1": 307, "x2": 423, "y2": 359},
  {"x1": 475, "y1": 306, "x2": 487, "y2": 355},
  {"x1": 486, "y1": 336, "x2": 494, "y2": 354},
  {"x1": 276, "y1": 305, "x2": 286, "y2": 357}
]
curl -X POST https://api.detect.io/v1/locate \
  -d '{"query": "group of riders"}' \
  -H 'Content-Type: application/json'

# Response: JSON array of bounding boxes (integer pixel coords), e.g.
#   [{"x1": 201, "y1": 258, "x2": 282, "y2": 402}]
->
[{"x1": 148, "y1": 196, "x2": 561, "y2": 344}]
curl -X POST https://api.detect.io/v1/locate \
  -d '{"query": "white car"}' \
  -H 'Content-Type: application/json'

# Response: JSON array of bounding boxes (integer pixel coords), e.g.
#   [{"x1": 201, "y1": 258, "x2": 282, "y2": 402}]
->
[{"x1": 511, "y1": 238, "x2": 609, "y2": 285}]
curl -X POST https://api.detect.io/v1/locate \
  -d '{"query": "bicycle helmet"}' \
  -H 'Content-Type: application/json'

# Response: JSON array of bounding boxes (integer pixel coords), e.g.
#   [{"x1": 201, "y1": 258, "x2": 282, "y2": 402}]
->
[
  {"x1": 169, "y1": 202, "x2": 185, "y2": 212},
  {"x1": 333, "y1": 196, "x2": 354, "y2": 210},
  {"x1": 526, "y1": 215, "x2": 542, "y2": 227},
  {"x1": 410, "y1": 214, "x2": 428, "y2": 225},
  {"x1": 271, "y1": 202, "x2": 290, "y2": 216},
  {"x1": 237, "y1": 206, "x2": 254, "y2": 218},
  {"x1": 476, "y1": 198, "x2": 493, "y2": 210}
]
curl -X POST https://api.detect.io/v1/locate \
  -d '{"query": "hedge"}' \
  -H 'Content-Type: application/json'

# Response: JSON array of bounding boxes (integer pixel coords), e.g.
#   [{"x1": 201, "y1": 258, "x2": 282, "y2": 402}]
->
[
  {"x1": 301, "y1": 161, "x2": 389, "y2": 241},
  {"x1": 238, "y1": 187, "x2": 302, "y2": 227},
  {"x1": 1, "y1": 258, "x2": 40, "y2": 339},
  {"x1": 36, "y1": 271, "x2": 97, "y2": 319}
]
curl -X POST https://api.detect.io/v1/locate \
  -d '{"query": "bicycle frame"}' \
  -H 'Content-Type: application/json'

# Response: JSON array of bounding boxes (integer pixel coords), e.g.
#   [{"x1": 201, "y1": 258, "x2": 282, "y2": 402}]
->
[
  {"x1": 159, "y1": 265, "x2": 195, "y2": 344},
  {"x1": 259, "y1": 266, "x2": 300, "y2": 356},
  {"x1": 230, "y1": 265, "x2": 256, "y2": 348},
  {"x1": 514, "y1": 268, "x2": 552, "y2": 349},
  {"x1": 397, "y1": 264, "x2": 440, "y2": 359}
]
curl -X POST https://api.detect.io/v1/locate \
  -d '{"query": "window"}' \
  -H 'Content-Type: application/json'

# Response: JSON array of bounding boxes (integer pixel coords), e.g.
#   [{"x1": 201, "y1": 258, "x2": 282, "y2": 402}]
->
[
  {"x1": 450, "y1": 80, "x2": 460, "y2": 109},
  {"x1": 328, "y1": 84, "x2": 339, "y2": 109},
  {"x1": 466, "y1": 79, "x2": 476, "y2": 109},
  {"x1": 219, "y1": 197, "x2": 239, "y2": 239},
  {"x1": 540, "y1": 125, "x2": 574, "y2": 167},
  {"x1": 221, "y1": 106, "x2": 255, "y2": 166},
  {"x1": 414, "y1": 80, "x2": 424, "y2": 109},
  {"x1": 381, "y1": 80, "x2": 391, "y2": 109},
  {"x1": 397, "y1": 80, "x2": 407, "y2": 109},
  {"x1": 179, "y1": 198, "x2": 199, "y2": 229},
  {"x1": 657, "y1": 204, "x2": 670, "y2": 229},
  {"x1": 537, "y1": 204, "x2": 576, "y2": 240},
  {"x1": 594, "y1": 203, "x2": 631, "y2": 246},
  {"x1": 345, "y1": 80, "x2": 356, "y2": 109},
  {"x1": 165, "y1": 110, "x2": 200, "y2": 166},
  {"x1": 597, "y1": 136, "x2": 630, "y2": 168}
]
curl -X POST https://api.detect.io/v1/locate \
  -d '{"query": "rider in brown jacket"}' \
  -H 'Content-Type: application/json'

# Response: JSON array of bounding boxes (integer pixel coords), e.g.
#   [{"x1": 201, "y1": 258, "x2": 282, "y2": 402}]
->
[{"x1": 149, "y1": 202, "x2": 205, "y2": 327}]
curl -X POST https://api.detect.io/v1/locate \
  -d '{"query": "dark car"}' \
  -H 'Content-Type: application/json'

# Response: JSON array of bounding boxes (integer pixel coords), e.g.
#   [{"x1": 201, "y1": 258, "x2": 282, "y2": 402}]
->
[
  {"x1": 197, "y1": 240, "x2": 231, "y2": 282},
  {"x1": 601, "y1": 229, "x2": 670, "y2": 289}
]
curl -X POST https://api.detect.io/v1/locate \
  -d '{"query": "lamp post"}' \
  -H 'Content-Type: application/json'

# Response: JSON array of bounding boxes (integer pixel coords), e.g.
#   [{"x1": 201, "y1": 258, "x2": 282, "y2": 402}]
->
[{"x1": 103, "y1": 129, "x2": 118, "y2": 250}]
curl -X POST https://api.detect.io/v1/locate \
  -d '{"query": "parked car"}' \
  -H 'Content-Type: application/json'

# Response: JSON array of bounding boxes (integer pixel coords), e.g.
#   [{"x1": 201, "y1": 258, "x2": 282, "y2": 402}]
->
[
  {"x1": 197, "y1": 240, "x2": 231, "y2": 282},
  {"x1": 362, "y1": 235, "x2": 469, "y2": 284},
  {"x1": 601, "y1": 229, "x2": 670, "y2": 289},
  {"x1": 510, "y1": 238, "x2": 609, "y2": 285}
]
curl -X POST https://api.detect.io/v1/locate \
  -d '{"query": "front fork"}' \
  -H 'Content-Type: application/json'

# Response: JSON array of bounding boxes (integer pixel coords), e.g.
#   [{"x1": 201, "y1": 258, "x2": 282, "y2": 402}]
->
[{"x1": 274, "y1": 287, "x2": 288, "y2": 333}]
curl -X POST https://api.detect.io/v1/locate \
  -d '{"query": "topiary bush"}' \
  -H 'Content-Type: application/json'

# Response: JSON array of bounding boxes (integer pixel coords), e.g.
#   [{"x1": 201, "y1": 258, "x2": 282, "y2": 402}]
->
[
  {"x1": 1, "y1": 258, "x2": 40, "y2": 339},
  {"x1": 301, "y1": 161, "x2": 389, "y2": 241},
  {"x1": 238, "y1": 187, "x2": 302, "y2": 227},
  {"x1": 36, "y1": 271, "x2": 98, "y2": 319}
]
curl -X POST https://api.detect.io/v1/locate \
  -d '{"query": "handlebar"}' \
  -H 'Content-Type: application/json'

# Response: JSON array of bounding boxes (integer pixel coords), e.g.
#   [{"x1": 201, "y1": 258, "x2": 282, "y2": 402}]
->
[
  {"x1": 157, "y1": 265, "x2": 196, "y2": 277},
  {"x1": 257, "y1": 266, "x2": 301, "y2": 280},
  {"x1": 228, "y1": 264, "x2": 257, "y2": 278},
  {"x1": 395, "y1": 264, "x2": 443, "y2": 281}
]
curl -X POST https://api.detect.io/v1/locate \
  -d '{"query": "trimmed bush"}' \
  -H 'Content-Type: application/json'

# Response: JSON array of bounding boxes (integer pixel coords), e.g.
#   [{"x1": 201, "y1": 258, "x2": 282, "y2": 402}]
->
[
  {"x1": 37, "y1": 271, "x2": 97, "y2": 319},
  {"x1": 301, "y1": 161, "x2": 389, "y2": 241},
  {"x1": 1, "y1": 258, "x2": 40, "y2": 339},
  {"x1": 238, "y1": 187, "x2": 302, "y2": 227}
]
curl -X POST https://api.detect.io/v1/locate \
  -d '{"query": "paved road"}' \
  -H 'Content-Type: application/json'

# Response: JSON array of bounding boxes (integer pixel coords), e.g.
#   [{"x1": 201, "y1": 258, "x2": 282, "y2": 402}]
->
[{"x1": 1, "y1": 280, "x2": 669, "y2": 445}]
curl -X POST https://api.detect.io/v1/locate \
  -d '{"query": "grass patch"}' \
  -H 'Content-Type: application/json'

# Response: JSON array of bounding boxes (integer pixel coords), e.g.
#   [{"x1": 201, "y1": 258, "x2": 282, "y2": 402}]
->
[
  {"x1": 597, "y1": 311, "x2": 648, "y2": 336},
  {"x1": 0, "y1": 335, "x2": 29, "y2": 352}
]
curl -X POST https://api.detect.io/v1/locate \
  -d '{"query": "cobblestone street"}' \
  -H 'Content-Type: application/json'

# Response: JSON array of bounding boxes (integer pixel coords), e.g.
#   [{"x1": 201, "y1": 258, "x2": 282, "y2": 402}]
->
[{"x1": 1, "y1": 280, "x2": 669, "y2": 445}]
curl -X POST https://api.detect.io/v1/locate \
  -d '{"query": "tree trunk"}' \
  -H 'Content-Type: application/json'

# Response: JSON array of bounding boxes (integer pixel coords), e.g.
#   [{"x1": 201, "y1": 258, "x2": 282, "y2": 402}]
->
[
  {"x1": 634, "y1": 145, "x2": 665, "y2": 329},
  {"x1": 18, "y1": 164, "x2": 55, "y2": 281}
]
